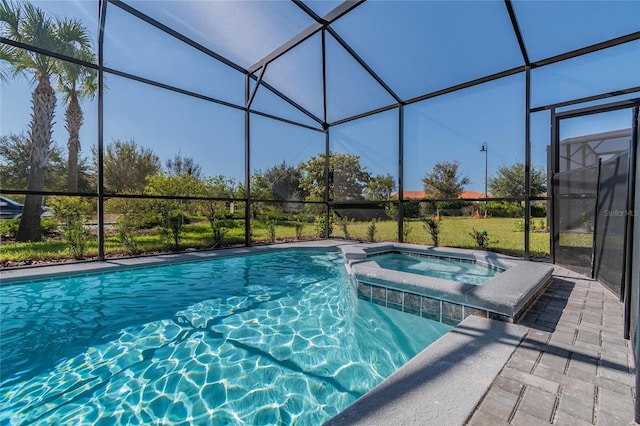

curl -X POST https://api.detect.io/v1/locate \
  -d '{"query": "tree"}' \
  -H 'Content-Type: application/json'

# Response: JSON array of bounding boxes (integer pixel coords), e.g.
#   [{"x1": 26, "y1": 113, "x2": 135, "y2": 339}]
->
[
  {"x1": 99, "y1": 139, "x2": 160, "y2": 193},
  {"x1": 489, "y1": 162, "x2": 547, "y2": 198},
  {"x1": 56, "y1": 20, "x2": 96, "y2": 193},
  {"x1": 1, "y1": 1, "x2": 69, "y2": 240},
  {"x1": 422, "y1": 160, "x2": 470, "y2": 199},
  {"x1": 145, "y1": 173, "x2": 203, "y2": 251},
  {"x1": 199, "y1": 175, "x2": 238, "y2": 241},
  {"x1": 165, "y1": 153, "x2": 203, "y2": 178},
  {"x1": 251, "y1": 162, "x2": 307, "y2": 217},
  {"x1": 0, "y1": 132, "x2": 66, "y2": 191},
  {"x1": 365, "y1": 173, "x2": 396, "y2": 201},
  {"x1": 299, "y1": 152, "x2": 370, "y2": 202},
  {"x1": 249, "y1": 171, "x2": 272, "y2": 219},
  {"x1": 262, "y1": 161, "x2": 306, "y2": 202}
]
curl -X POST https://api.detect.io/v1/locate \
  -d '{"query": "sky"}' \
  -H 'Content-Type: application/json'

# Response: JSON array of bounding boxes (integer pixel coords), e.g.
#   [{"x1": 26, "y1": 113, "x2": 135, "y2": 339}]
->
[{"x1": 1, "y1": 0, "x2": 639, "y2": 194}]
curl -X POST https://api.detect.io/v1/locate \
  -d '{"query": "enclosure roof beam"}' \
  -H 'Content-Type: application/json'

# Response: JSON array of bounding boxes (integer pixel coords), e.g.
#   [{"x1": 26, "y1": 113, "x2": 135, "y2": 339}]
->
[
  {"x1": 504, "y1": 0, "x2": 530, "y2": 66},
  {"x1": 248, "y1": 0, "x2": 365, "y2": 74}
]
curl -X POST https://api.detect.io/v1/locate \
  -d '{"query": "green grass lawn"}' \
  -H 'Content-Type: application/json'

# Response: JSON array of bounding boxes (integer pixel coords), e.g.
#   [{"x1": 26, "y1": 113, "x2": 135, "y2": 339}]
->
[
  {"x1": 340, "y1": 217, "x2": 550, "y2": 259},
  {"x1": 0, "y1": 217, "x2": 551, "y2": 265}
]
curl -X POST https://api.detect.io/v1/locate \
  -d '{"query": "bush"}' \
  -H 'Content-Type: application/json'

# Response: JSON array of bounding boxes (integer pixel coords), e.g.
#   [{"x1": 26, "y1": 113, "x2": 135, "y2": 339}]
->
[
  {"x1": 40, "y1": 217, "x2": 59, "y2": 237},
  {"x1": 469, "y1": 228, "x2": 489, "y2": 249},
  {"x1": 486, "y1": 201, "x2": 524, "y2": 218},
  {"x1": 314, "y1": 213, "x2": 333, "y2": 238},
  {"x1": 266, "y1": 218, "x2": 277, "y2": 242},
  {"x1": 534, "y1": 218, "x2": 547, "y2": 231},
  {"x1": 514, "y1": 219, "x2": 525, "y2": 232},
  {"x1": 366, "y1": 219, "x2": 377, "y2": 242},
  {"x1": 65, "y1": 218, "x2": 90, "y2": 260},
  {"x1": 294, "y1": 221, "x2": 304, "y2": 240},
  {"x1": 49, "y1": 197, "x2": 94, "y2": 259},
  {"x1": 210, "y1": 221, "x2": 228, "y2": 248},
  {"x1": 0, "y1": 218, "x2": 20, "y2": 240},
  {"x1": 531, "y1": 204, "x2": 546, "y2": 218},
  {"x1": 117, "y1": 218, "x2": 140, "y2": 255},
  {"x1": 422, "y1": 217, "x2": 441, "y2": 246},
  {"x1": 403, "y1": 219, "x2": 412, "y2": 242},
  {"x1": 337, "y1": 216, "x2": 352, "y2": 240}
]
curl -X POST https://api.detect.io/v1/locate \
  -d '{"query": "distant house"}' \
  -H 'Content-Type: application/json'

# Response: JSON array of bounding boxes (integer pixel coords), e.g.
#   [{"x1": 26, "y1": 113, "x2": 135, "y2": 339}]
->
[{"x1": 390, "y1": 190, "x2": 490, "y2": 200}]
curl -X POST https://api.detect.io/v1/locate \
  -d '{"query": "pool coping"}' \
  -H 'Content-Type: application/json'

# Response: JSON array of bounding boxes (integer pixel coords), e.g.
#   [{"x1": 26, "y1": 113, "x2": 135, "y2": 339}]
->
[
  {"x1": 340, "y1": 243, "x2": 554, "y2": 322},
  {"x1": 0, "y1": 239, "x2": 352, "y2": 284}
]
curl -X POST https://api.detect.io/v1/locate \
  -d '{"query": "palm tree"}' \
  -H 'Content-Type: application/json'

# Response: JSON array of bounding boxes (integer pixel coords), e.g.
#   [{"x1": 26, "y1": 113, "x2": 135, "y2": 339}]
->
[
  {"x1": 56, "y1": 18, "x2": 96, "y2": 193},
  {"x1": 0, "y1": 1, "x2": 92, "y2": 240}
]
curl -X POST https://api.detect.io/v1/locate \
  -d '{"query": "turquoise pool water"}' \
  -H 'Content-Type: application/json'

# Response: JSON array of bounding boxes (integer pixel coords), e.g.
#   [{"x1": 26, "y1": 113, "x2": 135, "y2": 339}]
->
[
  {"x1": 373, "y1": 252, "x2": 501, "y2": 285},
  {"x1": 0, "y1": 249, "x2": 451, "y2": 425}
]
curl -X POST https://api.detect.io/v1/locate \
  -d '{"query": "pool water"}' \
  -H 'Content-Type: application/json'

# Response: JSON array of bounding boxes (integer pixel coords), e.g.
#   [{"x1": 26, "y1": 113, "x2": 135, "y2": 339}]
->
[
  {"x1": 0, "y1": 249, "x2": 451, "y2": 425},
  {"x1": 373, "y1": 252, "x2": 501, "y2": 285}
]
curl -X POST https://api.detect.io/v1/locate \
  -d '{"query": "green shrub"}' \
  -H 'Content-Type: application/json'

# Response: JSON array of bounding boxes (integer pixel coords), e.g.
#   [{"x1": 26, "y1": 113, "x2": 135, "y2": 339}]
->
[
  {"x1": 40, "y1": 217, "x2": 60, "y2": 237},
  {"x1": 469, "y1": 228, "x2": 489, "y2": 249},
  {"x1": 0, "y1": 218, "x2": 20, "y2": 240},
  {"x1": 65, "y1": 217, "x2": 90, "y2": 259},
  {"x1": 211, "y1": 221, "x2": 227, "y2": 248},
  {"x1": 531, "y1": 204, "x2": 546, "y2": 218},
  {"x1": 403, "y1": 219, "x2": 412, "y2": 242},
  {"x1": 486, "y1": 201, "x2": 524, "y2": 218},
  {"x1": 514, "y1": 219, "x2": 525, "y2": 232},
  {"x1": 117, "y1": 218, "x2": 140, "y2": 256},
  {"x1": 366, "y1": 219, "x2": 377, "y2": 242},
  {"x1": 49, "y1": 196, "x2": 94, "y2": 259},
  {"x1": 422, "y1": 217, "x2": 441, "y2": 246},
  {"x1": 337, "y1": 216, "x2": 352, "y2": 240},
  {"x1": 266, "y1": 218, "x2": 277, "y2": 243},
  {"x1": 314, "y1": 213, "x2": 333, "y2": 238},
  {"x1": 535, "y1": 218, "x2": 547, "y2": 231},
  {"x1": 294, "y1": 221, "x2": 304, "y2": 240}
]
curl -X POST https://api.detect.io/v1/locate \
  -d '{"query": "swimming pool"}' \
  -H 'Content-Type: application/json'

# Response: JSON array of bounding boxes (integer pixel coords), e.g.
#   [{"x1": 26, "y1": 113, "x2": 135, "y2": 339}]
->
[
  {"x1": 372, "y1": 252, "x2": 501, "y2": 285},
  {"x1": 0, "y1": 248, "x2": 451, "y2": 425}
]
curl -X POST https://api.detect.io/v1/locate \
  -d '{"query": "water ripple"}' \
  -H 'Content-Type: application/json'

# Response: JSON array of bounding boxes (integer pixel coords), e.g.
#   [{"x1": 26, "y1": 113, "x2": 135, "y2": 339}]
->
[{"x1": 1, "y1": 250, "x2": 452, "y2": 425}]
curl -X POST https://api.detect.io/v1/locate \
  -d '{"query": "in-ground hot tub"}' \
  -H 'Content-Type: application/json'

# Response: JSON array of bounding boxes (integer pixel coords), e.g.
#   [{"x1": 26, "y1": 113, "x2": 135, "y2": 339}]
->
[{"x1": 341, "y1": 243, "x2": 553, "y2": 324}]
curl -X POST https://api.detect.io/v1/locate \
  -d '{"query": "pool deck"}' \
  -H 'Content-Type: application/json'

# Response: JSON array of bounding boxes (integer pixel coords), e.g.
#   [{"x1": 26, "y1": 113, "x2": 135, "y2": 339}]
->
[
  {"x1": 330, "y1": 263, "x2": 636, "y2": 425},
  {"x1": 1, "y1": 241, "x2": 635, "y2": 424},
  {"x1": 468, "y1": 265, "x2": 636, "y2": 426}
]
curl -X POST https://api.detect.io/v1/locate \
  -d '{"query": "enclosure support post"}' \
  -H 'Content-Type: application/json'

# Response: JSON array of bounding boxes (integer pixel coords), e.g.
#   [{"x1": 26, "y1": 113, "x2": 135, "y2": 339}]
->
[
  {"x1": 244, "y1": 75, "x2": 251, "y2": 246},
  {"x1": 398, "y1": 105, "x2": 405, "y2": 242},
  {"x1": 97, "y1": 0, "x2": 107, "y2": 261},
  {"x1": 524, "y1": 67, "x2": 531, "y2": 260},
  {"x1": 624, "y1": 106, "x2": 639, "y2": 339}
]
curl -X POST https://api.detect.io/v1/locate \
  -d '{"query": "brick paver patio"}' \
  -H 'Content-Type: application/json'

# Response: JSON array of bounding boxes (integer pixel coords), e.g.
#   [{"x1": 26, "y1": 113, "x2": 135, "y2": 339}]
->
[{"x1": 468, "y1": 266, "x2": 636, "y2": 425}]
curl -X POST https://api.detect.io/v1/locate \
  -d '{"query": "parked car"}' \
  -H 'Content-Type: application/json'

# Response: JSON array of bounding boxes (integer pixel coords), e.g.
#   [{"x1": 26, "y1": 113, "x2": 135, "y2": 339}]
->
[{"x1": 0, "y1": 196, "x2": 52, "y2": 219}]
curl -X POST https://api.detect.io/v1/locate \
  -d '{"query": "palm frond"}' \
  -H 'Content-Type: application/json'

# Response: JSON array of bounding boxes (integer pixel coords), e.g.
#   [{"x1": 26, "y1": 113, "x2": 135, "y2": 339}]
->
[
  {"x1": 0, "y1": 42, "x2": 15, "y2": 82},
  {"x1": 0, "y1": 0, "x2": 22, "y2": 41},
  {"x1": 55, "y1": 17, "x2": 92, "y2": 55}
]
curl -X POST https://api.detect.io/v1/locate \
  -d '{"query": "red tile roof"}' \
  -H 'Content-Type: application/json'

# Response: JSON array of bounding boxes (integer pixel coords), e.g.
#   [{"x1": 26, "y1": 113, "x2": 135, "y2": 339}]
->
[{"x1": 391, "y1": 190, "x2": 490, "y2": 199}]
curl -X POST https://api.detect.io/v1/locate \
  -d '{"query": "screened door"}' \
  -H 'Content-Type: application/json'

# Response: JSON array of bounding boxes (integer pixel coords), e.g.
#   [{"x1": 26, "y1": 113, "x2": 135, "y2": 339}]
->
[{"x1": 553, "y1": 106, "x2": 635, "y2": 288}]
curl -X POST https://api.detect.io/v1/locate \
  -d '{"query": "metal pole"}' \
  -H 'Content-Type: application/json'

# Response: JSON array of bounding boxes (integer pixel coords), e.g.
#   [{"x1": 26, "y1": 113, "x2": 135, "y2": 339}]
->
[
  {"x1": 485, "y1": 143, "x2": 488, "y2": 217},
  {"x1": 97, "y1": 0, "x2": 107, "y2": 260},
  {"x1": 481, "y1": 142, "x2": 488, "y2": 218},
  {"x1": 524, "y1": 66, "x2": 532, "y2": 260}
]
